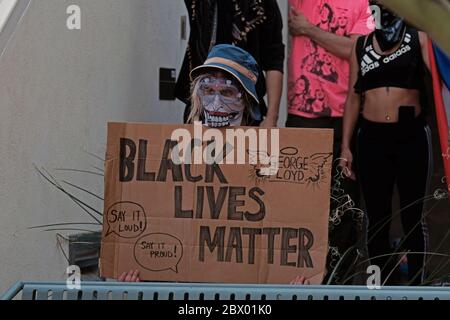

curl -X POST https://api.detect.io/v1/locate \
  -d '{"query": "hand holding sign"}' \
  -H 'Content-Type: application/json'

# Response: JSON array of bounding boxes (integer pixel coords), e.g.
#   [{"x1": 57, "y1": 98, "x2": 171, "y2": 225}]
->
[
  {"x1": 290, "y1": 275, "x2": 310, "y2": 285},
  {"x1": 118, "y1": 269, "x2": 141, "y2": 282}
]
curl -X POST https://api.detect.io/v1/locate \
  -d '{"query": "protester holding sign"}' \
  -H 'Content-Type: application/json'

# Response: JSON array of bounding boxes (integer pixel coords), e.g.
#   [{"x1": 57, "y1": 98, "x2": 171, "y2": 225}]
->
[
  {"x1": 339, "y1": 3, "x2": 431, "y2": 285},
  {"x1": 119, "y1": 45, "x2": 326, "y2": 285}
]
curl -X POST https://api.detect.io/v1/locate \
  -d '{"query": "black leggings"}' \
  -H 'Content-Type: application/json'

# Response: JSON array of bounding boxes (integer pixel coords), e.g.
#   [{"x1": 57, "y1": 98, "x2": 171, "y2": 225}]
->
[{"x1": 357, "y1": 116, "x2": 432, "y2": 285}]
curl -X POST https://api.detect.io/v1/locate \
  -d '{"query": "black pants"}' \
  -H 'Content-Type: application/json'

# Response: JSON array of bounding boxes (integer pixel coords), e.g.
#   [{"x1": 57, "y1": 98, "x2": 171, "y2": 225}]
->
[
  {"x1": 286, "y1": 114, "x2": 363, "y2": 284},
  {"x1": 357, "y1": 116, "x2": 432, "y2": 285}
]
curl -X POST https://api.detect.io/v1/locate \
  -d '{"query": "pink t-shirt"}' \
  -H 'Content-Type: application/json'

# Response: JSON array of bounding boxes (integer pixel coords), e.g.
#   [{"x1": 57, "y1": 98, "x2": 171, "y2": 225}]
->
[{"x1": 288, "y1": 0, "x2": 373, "y2": 118}]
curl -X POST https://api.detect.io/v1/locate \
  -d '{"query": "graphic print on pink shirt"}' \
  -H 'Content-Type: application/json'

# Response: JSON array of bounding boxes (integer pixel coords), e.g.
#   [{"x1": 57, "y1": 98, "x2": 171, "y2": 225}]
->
[{"x1": 288, "y1": 0, "x2": 373, "y2": 118}]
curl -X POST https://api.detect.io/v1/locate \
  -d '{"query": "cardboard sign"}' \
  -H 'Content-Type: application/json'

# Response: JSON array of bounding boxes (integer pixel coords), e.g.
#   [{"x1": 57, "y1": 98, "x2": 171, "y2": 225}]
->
[{"x1": 100, "y1": 123, "x2": 333, "y2": 284}]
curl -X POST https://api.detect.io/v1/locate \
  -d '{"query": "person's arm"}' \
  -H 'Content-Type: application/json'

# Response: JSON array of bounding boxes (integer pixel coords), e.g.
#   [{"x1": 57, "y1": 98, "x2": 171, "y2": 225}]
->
[
  {"x1": 340, "y1": 39, "x2": 362, "y2": 180},
  {"x1": 290, "y1": 275, "x2": 310, "y2": 285},
  {"x1": 288, "y1": 7, "x2": 357, "y2": 60},
  {"x1": 261, "y1": 70, "x2": 283, "y2": 127},
  {"x1": 118, "y1": 270, "x2": 141, "y2": 282},
  {"x1": 419, "y1": 31, "x2": 431, "y2": 71},
  {"x1": 259, "y1": 0, "x2": 285, "y2": 128}
]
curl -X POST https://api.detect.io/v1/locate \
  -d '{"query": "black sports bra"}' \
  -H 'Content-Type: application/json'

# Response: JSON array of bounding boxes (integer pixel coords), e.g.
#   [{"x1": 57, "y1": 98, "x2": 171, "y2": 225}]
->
[{"x1": 354, "y1": 27, "x2": 424, "y2": 94}]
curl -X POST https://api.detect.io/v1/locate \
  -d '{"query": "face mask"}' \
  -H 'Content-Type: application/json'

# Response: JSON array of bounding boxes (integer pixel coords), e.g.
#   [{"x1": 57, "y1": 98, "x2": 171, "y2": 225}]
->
[
  {"x1": 375, "y1": 6, "x2": 406, "y2": 51},
  {"x1": 197, "y1": 77, "x2": 245, "y2": 127}
]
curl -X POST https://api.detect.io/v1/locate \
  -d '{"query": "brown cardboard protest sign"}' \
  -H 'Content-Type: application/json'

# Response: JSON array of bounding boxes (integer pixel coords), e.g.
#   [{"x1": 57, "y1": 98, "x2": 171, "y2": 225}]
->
[{"x1": 100, "y1": 123, "x2": 333, "y2": 284}]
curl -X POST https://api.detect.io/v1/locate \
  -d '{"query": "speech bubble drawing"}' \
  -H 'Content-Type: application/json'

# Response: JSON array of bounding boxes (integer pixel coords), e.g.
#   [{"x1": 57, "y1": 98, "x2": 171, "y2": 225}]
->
[
  {"x1": 105, "y1": 201, "x2": 147, "y2": 238},
  {"x1": 134, "y1": 233, "x2": 184, "y2": 273}
]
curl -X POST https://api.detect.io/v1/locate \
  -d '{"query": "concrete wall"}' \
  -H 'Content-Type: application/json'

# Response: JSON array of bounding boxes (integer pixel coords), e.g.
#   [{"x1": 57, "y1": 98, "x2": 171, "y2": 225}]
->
[
  {"x1": 0, "y1": 0, "x2": 189, "y2": 292},
  {"x1": 0, "y1": 0, "x2": 289, "y2": 292}
]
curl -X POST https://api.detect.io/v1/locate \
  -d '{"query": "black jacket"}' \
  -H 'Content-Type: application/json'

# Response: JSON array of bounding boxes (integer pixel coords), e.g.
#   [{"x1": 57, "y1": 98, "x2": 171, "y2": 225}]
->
[{"x1": 176, "y1": 0, "x2": 285, "y2": 117}]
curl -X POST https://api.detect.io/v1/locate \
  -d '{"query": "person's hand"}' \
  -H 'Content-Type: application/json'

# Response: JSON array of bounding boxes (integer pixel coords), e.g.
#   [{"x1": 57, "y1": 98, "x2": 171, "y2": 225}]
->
[
  {"x1": 339, "y1": 148, "x2": 356, "y2": 181},
  {"x1": 290, "y1": 276, "x2": 310, "y2": 285},
  {"x1": 260, "y1": 115, "x2": 278, "y2": 128},
  {"x1": 118, "y1": 269, "x2": 141, "y2": 282},
  {"x1": 288, "y1": 7, "x2": 313, "y2": 37}
]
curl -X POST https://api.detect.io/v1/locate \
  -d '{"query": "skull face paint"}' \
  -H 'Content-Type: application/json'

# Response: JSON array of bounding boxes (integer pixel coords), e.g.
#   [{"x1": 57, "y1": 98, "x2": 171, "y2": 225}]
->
[{"x1": 197, "y1": 72, "x2": 245, "y2": 127}]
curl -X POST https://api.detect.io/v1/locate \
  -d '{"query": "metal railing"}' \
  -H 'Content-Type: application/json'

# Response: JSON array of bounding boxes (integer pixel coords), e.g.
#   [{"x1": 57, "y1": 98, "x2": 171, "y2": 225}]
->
[{"x1": 2, "y1": 281, "x2": 450, "y2": 300}]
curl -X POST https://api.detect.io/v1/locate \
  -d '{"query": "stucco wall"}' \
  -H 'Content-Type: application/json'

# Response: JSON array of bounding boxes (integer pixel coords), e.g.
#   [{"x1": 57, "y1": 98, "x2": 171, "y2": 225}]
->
[
  {"x1": 0, "y1": 0, "x2": 289, "y2": 292},
  {"x1": 0, "y1": 0, "x2": 189, "y2": 292}
]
